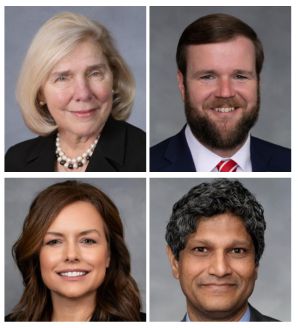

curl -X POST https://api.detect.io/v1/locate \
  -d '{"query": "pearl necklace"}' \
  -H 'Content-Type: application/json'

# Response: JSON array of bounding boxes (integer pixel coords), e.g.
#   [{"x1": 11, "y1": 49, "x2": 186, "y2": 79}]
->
[{"x1": 55, "y1": 133, "x2": 99, "y2": 170}]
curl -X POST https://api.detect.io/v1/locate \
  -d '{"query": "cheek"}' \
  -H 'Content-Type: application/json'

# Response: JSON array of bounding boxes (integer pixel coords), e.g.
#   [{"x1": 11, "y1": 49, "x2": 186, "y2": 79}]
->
[
  {"x1": 83, "y1": 248, "x2": 110, "y2": 268},
  {"x1": 91, "y1": 82, "x2": 113, "y2": 102},
  {"x1": 39, "y1": 249, "x2": 61, "y2": 272}
]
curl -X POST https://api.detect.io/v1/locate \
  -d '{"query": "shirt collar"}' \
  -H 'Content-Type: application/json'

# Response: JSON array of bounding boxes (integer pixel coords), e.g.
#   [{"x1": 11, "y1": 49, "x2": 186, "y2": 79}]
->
[
  {"x1": 185, "y1": 305, "x2": 251, "y2": 322},
  {"x1": 185, "y1": 125, "x2": 252, "y2": 172}
]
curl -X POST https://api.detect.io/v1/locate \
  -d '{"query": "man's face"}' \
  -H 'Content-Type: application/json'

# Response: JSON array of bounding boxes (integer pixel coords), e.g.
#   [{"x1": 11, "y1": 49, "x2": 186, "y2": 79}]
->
[
  {"x1": 177, "y1": 36, "x2": 259, "y2": 153},
  {"x1": 167, "y1": 213, "x2": 258, "y2": 321}
]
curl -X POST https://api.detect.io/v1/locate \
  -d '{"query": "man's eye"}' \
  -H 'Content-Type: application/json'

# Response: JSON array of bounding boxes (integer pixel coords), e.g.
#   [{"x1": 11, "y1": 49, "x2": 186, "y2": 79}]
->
[
  {"x1": 234, "y1": 74, "x2": 248, "y2": 80},
  {"x1": 193, "y1": 246, "x2": 208, "y2": 253},
  {"x1": 200, "y1": 75, "x2": 215, "y2": 80},
  {"x1": 231, "y1": 248, "x2": 246, "y2": 254}
]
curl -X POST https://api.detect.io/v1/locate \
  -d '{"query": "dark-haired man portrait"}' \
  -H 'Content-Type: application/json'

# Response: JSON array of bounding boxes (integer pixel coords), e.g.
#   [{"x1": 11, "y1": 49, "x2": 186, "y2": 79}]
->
[
  {"x1": 165, "y1": 179, "x2": 279, "y2": 321},
  {"x1": 150, "y1": 11, "x2": 291, "y2": 172}
]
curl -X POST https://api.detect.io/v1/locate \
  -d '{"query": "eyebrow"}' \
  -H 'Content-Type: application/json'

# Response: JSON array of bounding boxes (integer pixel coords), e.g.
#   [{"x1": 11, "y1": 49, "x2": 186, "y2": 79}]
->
[
  {"x1": 191, "y1": 69, "x2": 256, "y2": 79},
  {"x1": 45, "y1": 229, "x2": 101, "y2": 237},
  {"x1": 50, "y1": 63, "x2": 108, "y2": 77},
  {"x1": 187, "y1": 238, "x2": 252, "y2": 248}
]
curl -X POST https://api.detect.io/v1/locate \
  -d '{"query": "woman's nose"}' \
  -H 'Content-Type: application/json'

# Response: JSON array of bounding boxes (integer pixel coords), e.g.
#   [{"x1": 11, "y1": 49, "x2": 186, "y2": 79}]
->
[
  {"x1": 64, "y1": 242, "x2": 80, "y2": 262},
  {"x1": 73, "y1": 78, "x2": 93, "y2": 102}
]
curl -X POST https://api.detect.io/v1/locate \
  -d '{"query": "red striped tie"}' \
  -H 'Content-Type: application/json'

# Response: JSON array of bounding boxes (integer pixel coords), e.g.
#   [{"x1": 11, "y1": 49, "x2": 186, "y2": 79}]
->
[{"x1": 216, "y1": 159, "x2": 238, "y2": 172}]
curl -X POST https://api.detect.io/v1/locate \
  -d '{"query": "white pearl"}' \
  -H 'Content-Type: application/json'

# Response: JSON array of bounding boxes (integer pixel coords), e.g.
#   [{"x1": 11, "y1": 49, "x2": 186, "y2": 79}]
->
[{"x1": 77, "y1": 156, "x2": 82, "y2": 162}]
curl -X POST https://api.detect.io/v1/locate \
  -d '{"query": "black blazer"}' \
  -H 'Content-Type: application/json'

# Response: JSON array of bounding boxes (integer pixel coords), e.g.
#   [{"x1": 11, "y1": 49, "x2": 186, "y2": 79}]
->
[
  {"x1": 181, "y1": 304, "x2": 279, "y2": 322},
  {"x1": 5, "y1": 118, "x2": 146, "y2": 172},
  {"x1": 150, "y1": 126, "x2": 291, "y2": 172},
  {"x1": 6, "y1": 312, "x2": 146, "y2": 322}
]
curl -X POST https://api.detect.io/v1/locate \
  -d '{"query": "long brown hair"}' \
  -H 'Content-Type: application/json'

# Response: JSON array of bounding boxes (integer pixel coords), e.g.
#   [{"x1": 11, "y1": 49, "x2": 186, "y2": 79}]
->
[{"x1": 10, "y1": 180, "x2": 142, "y2": 321}]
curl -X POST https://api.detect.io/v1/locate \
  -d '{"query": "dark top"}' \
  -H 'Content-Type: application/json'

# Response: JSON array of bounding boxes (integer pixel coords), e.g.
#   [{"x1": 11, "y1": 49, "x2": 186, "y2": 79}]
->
[
  {"x1": 5, "y1": 118, "x2": 146, "y2": 172},
  {"x1": 150, "y1": 126, "x2": 291, "y2": 172},
  {"x1": 6, "y1": 312, "x2": 146, "y2": 322},
  {"x1": 181, "y1": 304, "x2": 280, "y2": 322}
]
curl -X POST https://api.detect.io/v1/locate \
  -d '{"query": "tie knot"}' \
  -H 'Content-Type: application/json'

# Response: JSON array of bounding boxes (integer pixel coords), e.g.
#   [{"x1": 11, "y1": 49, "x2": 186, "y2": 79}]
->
[{"x1": 216, "y1": 159, "x2": 238, "y2": 172}]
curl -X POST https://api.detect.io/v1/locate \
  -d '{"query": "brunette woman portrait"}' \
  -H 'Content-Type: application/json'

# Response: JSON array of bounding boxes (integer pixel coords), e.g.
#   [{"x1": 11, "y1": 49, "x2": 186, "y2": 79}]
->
[{"x1": 5, "y1": 179, "x2": 146, "y2": 321}]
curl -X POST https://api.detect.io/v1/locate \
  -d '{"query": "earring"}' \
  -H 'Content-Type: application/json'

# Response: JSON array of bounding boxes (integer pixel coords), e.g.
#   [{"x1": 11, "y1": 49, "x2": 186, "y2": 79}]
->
[{"x1": 39, "y1": 101, "x2": 45, "y2": 106}]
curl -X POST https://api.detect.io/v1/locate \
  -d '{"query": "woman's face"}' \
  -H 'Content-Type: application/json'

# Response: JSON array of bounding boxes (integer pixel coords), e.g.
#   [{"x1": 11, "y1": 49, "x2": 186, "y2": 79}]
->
[
  {"x1": 41, "y1": 39, "x2": 113, "y2": 139},
  {"x1": 39, "y1": 201, "x2": 110, "y2": 301}
]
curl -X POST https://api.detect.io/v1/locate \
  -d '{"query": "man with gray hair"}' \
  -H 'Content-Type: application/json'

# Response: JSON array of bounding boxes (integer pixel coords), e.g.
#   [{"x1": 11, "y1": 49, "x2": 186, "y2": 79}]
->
[{"x1": 166, "y1": 179, "x2": 279, "y2": 321}]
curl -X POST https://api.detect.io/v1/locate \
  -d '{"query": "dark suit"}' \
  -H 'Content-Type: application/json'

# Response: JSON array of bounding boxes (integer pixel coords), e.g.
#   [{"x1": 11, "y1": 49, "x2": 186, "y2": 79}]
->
[
  {"x1": 150, "y1": 126, "x2": 291, "y2": 172},
  {"x1": 5, "y1": 118, "x2": 146, "y2": 172},
  {"x1": 181, "y1": 304, "x2": 279, "y2": 322}
]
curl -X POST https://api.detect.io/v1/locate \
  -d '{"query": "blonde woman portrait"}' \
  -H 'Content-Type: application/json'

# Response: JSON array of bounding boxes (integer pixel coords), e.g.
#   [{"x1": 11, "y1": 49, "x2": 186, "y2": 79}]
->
[{"x1": 5, "y1": 8, "x2": 145, "y2": 172}]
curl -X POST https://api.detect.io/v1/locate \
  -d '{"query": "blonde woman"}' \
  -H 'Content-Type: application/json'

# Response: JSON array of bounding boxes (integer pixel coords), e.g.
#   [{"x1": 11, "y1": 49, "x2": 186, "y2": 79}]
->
[{"x1": 5, "y1": 12, "x2": 145, "y2": 172}]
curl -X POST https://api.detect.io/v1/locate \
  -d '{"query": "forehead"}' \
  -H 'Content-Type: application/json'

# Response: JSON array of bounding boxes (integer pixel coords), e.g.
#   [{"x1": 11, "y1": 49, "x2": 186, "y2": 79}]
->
[
  {"x1": 47, "y1": 201, "x2": 105, "y2": 231},
  {"x1": 185, "y1": 36, "x2": 256, "y2": 72},
  {"x1": 187, "y1": 213, "x2": 252, "y2": 245},
  {"x1": 52, "y1": 39, "x2": 108, "y2": 70}
]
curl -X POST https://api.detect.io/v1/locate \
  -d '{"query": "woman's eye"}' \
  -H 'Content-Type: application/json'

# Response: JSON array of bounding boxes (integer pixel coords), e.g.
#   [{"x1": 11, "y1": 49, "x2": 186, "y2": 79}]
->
[
  {"x1": 55, "y1": 75, "x2": 67, "y2": 82},
  {"x1": 81, "y1": 238, "x2": 97, "y2": 245},
  {"x1": 89, "y1": 70, "x2": 104, "y2": 79},
  {"x1": 45, "y1": 239, "x2": 61, "y2": 246}
]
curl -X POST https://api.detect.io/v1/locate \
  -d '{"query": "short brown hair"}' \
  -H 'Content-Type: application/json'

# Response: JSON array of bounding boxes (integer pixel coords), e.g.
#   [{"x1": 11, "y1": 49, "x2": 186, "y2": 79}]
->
[
  {"x1": 176, "y1": 13, "x2": 264, "y2": 79},
  {"x1": 10, "y1": 180, "x2": 142, "y2": 321}
]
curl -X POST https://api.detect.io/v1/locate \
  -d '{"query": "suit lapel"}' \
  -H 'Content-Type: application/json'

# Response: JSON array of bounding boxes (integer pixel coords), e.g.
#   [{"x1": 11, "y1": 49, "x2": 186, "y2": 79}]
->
[
  {"x1": 250, "y1": 136, "x2": 270, "y2": 171},
  {"x1": 163, "y1": 127, "x2": 196, "y2": 171}
]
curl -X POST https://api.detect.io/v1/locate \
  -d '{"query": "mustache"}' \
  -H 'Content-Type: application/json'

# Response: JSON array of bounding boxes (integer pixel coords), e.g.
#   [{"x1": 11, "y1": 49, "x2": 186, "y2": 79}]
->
[{"x1": 203, "y1": 97, "x2": 247, "y2": 109}]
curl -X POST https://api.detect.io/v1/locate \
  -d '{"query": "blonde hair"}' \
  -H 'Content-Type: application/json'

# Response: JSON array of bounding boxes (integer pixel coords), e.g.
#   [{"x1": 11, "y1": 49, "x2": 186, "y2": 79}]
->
[{"x1": 16, "y1": 12, "x2": 135, "y2": 136}]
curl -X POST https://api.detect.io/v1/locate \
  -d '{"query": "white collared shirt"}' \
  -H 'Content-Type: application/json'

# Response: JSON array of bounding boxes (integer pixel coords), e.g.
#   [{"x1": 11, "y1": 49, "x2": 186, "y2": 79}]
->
[{"x1": 185, "y1": 125, "x2": 252, "y2": 172}]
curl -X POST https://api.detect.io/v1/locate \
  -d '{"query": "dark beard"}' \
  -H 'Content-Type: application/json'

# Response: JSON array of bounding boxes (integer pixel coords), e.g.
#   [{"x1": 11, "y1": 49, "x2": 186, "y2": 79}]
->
[{"x1": 185, "y1": 90, "x2": 260, "y2": 151}]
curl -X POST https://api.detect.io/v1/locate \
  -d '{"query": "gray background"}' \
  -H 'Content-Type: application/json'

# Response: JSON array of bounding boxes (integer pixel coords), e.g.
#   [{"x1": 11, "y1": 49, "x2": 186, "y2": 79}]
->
[
  {"x1": 5, "y1": 6, "x2": 146, "y2": 151},
  {"x1": 150, "y1": 7, "x2": 291, "y2": 148},
  {"x1": 150, "y1": 178, "x2": 291, "y2": 321},
  {"x1": 5, "y1": 178, "x2": 146, "y2": 315}
]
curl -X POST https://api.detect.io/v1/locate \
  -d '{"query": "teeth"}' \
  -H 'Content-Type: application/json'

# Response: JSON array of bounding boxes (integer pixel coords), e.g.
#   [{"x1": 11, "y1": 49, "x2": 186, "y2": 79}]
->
[
  {"x1": 214, "y1": 107, "x2": 235, "y2": 113},
  {"x1": 60, "y1": 271, "x2": 87, "y2": 277}
]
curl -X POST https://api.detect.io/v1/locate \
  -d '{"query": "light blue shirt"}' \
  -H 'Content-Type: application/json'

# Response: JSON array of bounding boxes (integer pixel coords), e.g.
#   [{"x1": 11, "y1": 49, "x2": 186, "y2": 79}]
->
[{"x1": 185, "y1": 305, "x2": 251, "y2": 322}]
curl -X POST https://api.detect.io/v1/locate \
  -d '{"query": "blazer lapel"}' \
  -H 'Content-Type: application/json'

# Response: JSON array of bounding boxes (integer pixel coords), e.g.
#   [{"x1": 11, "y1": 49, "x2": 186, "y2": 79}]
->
[
  {"x1": 86, "y1": 118, "x2": 126, "y2": 172},
  {"x1": 163, "y1": 126, "x2": 196, "y2": 172},
  {"x1": 24, "y1": 134, "x2": 56, "y2": 171}
]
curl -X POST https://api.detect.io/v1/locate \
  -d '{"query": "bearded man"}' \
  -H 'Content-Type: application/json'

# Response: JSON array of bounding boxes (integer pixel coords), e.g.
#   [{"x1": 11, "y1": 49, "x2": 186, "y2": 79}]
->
[{"x1": 150, "y1": 13, "x2": 291, "y2": 172}]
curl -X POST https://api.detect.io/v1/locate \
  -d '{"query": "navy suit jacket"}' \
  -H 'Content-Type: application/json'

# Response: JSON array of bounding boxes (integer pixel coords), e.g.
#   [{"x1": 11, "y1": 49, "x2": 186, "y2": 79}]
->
[
  {"x1": 150, "y1": 127, "x2": 291, "y2": 172},
  {"x1": 6, "y1": 118, "x2": 146, "y2": 172},
  {"x1": 181, "y1": 304, "x2": 279, "y2": 322}
]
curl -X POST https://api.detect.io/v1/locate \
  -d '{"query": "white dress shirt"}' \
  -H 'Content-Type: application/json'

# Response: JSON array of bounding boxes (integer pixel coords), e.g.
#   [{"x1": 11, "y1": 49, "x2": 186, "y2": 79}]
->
[{"x1": 185, "y1": 125, "x2": 252, "y2": 172}]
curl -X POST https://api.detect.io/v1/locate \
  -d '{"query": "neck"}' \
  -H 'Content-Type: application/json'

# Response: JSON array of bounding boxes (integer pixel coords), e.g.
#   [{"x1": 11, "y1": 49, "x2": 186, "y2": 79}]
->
[
  {"x1": 187, "y1": 302, "x2": 249, "y2": 322},
  {"x1": 57, "y1": 130, "x2": 100, "y2": 159},
  {"x1": 51, "y1": 293, "x2": 96, "y2": 322},
  {"x1": 201, "y1": 136, "x2": 248, "y2": 158}
]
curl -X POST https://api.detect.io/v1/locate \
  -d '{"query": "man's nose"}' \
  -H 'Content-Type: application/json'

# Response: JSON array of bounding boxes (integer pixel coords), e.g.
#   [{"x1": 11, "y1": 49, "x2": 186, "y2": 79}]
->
[
  {"x1": 73, "y1": 77, "x2": 93, "y2": 102},
  {"x1": 208, "y1": 252, "x2": 232, "y2": 277},
  {"x1": 215, "y1": 77, "x2": 236, "y2": 98}
]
